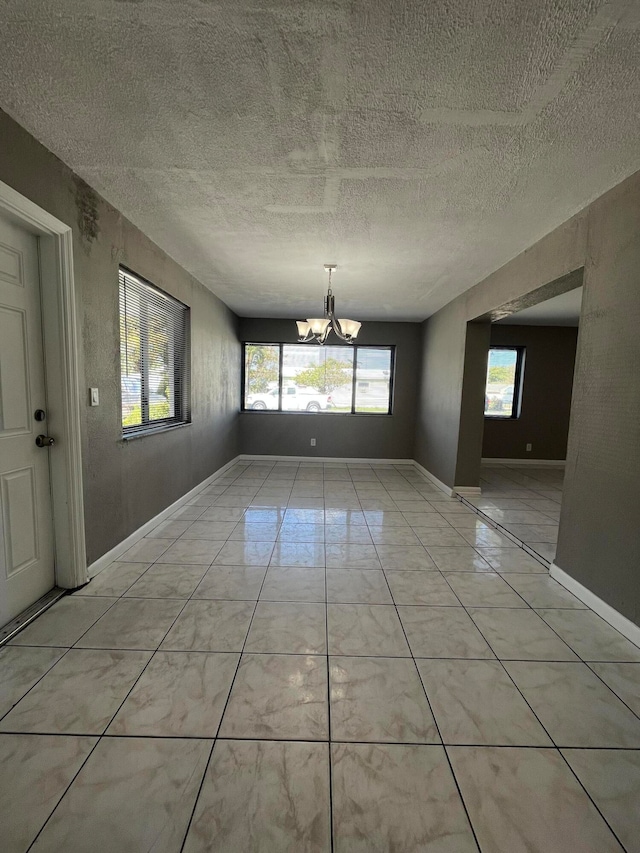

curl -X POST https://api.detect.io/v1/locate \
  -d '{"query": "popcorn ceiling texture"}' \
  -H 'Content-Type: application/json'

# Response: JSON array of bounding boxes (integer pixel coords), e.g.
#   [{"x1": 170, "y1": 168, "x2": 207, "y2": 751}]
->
[{"x1": 0, "y1": 0, "x2": 639, "y2": 320}]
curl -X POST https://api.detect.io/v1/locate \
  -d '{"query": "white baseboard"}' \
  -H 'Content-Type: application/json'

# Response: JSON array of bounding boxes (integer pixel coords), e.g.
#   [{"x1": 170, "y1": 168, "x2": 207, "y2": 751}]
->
[
  {"x1": 550, "y1": 562, "x2": 640, "y2": 648},
  {"x1": 412, "y1": 462, "x2": 454, "y2": 497},
  {"x1": 454, "y1": 486, "x2": 482, "y2": 496},
  {"x1": 482, "y1": 457, "x2": 566, "y2": 467},
  {"x1": 239, "y1": 454, "x2": 414, "y2": 465},
  {"x1": 87, "y1": 455, "x2": 242, "y2": 578}
]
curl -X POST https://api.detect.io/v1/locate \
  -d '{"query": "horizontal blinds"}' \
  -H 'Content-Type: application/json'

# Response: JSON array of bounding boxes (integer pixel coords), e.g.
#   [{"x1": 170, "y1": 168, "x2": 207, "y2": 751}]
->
[{"x1": 119, "y1": 268, "x2": 190, "y2": 433}]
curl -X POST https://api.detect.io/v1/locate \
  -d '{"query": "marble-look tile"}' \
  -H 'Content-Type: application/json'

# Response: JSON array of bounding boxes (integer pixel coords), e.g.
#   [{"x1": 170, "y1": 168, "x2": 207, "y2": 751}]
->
[
  {"x1": 327, "y1": 569, "x2": 393, "y2": 604},
  {"x1": 283, "y1": 508, "x2": 325, "y2": 524},
  {"x1": 374, "y1": 544, "x2": 436, "y2": 571},
  {"x1": 192, "y1": 565, "x2": 266, "y2": 600},
  {"x1": 393, "y1": 500, "x2": 436, "y2": 513},
  {"x1": 399, "y1": 606, "x2": 495, "y2": 659},
  {"x1": 443, "y1": 572, "x2": 527, "y2": 607},
  {"x1": 228, "y1": 521, "x2": 281, "y2": 541},
  {"x1": 359, "y1": 498, "x2": 398, "y2": 511},
  {"x1": 260, "y1": 566, "x2": 326, "y2": 601},
  {"x1": 219, "y1": 653, "x2": 328, "y2": 740},
  {"x1": 475, "y1": 547, "x2": 548, "y2": 573},
  {"x1": 145, "y1": 519, "x2": 193, "y2": 539},
  {"x1": 213, "y1": 540, "x2": 274, "y2": 566},
  {"x1": 414, "y1": 527, "x2": 469, "y2": 547},
  {"x1": 123, "y1": 563, "x2": 208, "y2": 598},
  {"x1": 198, "y1": 506, "x2": 246, "y2": 522},
  {"x1": 504, "y1": 661, "x2": 640, "y2": 747},
  {"x1": 183, "y1": 739, "x2": 331, "y2": 853},
  {"x1": 278, "y1": 523, "x2": 326, "y2": 542},
  {"x1": 458, "y1": 527, "x2": 518, "y2": 548},
  {"x1": 504, "y1": 573, "x2": 586, "y2": 608},
  {"x1": 448, "y1": 746, "x2": 623, "y2": 853},
  {"x1": 245, "y1": 601, "x2": 327, "y2": 654},
  {"x1": 0, "y1": 646, "x2": 65, "y2": 717},
  {"x1": 505, "y1": 523, "x2": 559, "y2": 543},
  {"x1": 156, "y1": 539, "x2": 225, "y2": 565},
  {"x1": 30, "y1": 736, "x2": 211, "y2": 853},
  {"x1": 537, "y1": 609, "x2": 640, "y2": 662},
  {"x1": 213, "y1": 495, "x2": 252, "y2": 507},
  {"x1": 363, "y1": 510, "x2": 408, "y2": 527},
  {"x1": 481, "y1": 509, "x2": 555, "y2": 525},
  {"x1": 385, "y1": 571, "x2": 461, "y2": 605},
  {"x1": 589, "y1": 662, "x2": 640, "y2": 716},
  {"x1": 75, "y1": 562, "x2": 151, "y2": 597},
  {"x1": 270, "y1": 541, "x2": 326, "y2": 567},
  {"x1": 160, "y1": 599, "x2": 254, "y2": 652},
  {"x1": 325, "y1": 524, "x2": 373, "y2": 544},
  {"x1": 326, "y1": 543, "x2": 381, "y2": 569},
  {"x1": 108, "y1": 651, "x2": 238, "y2": 737},
  {"x1": 118, "y1": 537, "x2": 175, "y2": 562},
  {"x1": 0, "y1": 649, "x2": 151, "y2": 735},
  {"x1": 168, "y1": 504, "x2": 208, "y2": 521},
  {"x1": 324, "y1": 509, "x2": 367, "y2": 525},
  {"x1": 328, "y1": 604, "x2": 410, "y2": 657},
  {"x1": 10, "y1": 596, "x2": 117, "y2": 647},
  {"x1": 417, "y1": 659, "x2": 551, "y2": 746},
  {"x1": 408, "y1": 515, "x2": 455, "y2": 530},
  {"x1": 332, "y1": 743, "x2": 477, "y2": 853},
  {"x1": 528, "y1": 541, "x2": 557, "y2": 561},
  {"x1": 75, "y1": 598, "x2": 184, "y2": 650},
  {"x1": 425, "y1": 547, "x2": 492, "y2": 572},
  {"x1": 180, "y1": 520, "x2": 237, "y2": 540},
  {"x1": 368, "y1": 526, "x2": 421, "y2": 546},
  {"x1": 562, "y1": 749, "x2": 640, "y2": 853},
  {"x1": 0, "y1": 733, "x2": 96, "y2": 853},
  {"x1": 330, "y1": 656, "x2": 438, "y2": 743},
  {"x1": 468, "y1": 607, "x2": 578, "y2": 660}
]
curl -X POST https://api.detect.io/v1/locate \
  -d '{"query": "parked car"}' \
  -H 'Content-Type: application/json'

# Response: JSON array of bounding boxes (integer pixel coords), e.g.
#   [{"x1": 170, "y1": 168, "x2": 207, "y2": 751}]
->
[
  {"x1": 246, "y1": 386, "x2": 333, "y2": 411},
  {"x1": 500, "y1": 385, "x2": 515, "y2": 408}
]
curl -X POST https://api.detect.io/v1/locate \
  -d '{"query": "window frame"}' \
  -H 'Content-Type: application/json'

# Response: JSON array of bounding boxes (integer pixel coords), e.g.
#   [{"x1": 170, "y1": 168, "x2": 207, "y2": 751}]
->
[
  {"x1": 241, "y1": 342, "x2": 396, "y2": 416},
  {"x1": 119, "y1": 266, "x2": 191, "y2": 438},
  {"x1": 484, "y1": 345, "x2": 526, "y2": 420}
]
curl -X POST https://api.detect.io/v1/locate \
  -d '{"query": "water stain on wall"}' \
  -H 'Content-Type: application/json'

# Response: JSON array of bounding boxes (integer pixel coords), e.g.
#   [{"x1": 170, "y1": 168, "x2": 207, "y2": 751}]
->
[{"x1": 74, "y1": 176, "x2": 100, "y2": 248}]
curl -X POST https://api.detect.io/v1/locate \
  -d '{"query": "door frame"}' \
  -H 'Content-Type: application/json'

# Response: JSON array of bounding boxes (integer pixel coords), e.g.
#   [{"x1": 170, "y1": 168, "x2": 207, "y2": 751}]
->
[{"x1": 0, "y1": 179, "x2": 87, "y2": 590}]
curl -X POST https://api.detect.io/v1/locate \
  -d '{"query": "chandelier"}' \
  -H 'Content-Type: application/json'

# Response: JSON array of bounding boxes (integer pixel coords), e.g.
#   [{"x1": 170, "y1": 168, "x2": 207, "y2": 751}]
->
[{"x1": 296, "y1": 265, "x2": 362, "y2": 344}]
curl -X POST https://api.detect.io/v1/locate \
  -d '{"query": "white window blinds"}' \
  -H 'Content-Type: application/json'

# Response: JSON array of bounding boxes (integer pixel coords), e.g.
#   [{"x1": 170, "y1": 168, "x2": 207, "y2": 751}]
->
[{"x1": 119, "y1": 267, "x2": 190, "y2": 434}]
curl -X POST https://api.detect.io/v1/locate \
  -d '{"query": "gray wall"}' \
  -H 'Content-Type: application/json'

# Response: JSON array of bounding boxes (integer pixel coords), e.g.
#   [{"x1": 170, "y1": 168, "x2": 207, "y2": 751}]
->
[
  {"x1": 482, "y1": 325, "x2": 578, "y2": 461},
  {"x1": 238, "y1": 318, "x2": 420, "y2": 459},
  {"x1": 0, "y1": 110, "x2": 240, "y2": 565},
  {"x1": 414, "y1": 168, "x2": 640, "y2": 625},
  {"x1": 455, "y1": 321, "x2": 491, "y2": 487}
]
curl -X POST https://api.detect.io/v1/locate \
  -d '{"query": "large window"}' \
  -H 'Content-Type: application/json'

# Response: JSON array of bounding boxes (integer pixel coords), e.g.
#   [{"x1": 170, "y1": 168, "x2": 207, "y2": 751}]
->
[
  {"x1": 243, "y1": 343, "x2": 394, "y2": 414},
  {"x1": 119, "y1": 267, "x2": 190, "y2": 436},
  {"x1": 484, "y1": 346, "x2": 525, "y2": 418}
]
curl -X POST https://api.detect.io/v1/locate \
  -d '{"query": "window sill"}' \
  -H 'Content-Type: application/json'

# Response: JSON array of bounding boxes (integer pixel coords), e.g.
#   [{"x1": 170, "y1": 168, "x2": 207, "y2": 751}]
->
[
  {"x1": 121, "y1": 421, "x2": 191, "y2": 441},
  {"x1": 240, "y1": 410, "x2": 393, "y2": 417}
]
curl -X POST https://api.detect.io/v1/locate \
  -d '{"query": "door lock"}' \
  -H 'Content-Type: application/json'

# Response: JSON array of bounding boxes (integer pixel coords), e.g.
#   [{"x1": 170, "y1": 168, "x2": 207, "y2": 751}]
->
[
  {"x1": 35, "y1": 435, "x2": 55, "y2": 448},
  {"x1": 34, "y1": 409, "x2": 46, "y2": 421}
]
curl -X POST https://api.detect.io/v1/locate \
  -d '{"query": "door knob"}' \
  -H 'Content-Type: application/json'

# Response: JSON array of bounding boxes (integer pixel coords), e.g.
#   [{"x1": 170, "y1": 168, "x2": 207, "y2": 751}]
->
[{"x1": 35, "y1": 435, "x2": 55, "y2": 448}]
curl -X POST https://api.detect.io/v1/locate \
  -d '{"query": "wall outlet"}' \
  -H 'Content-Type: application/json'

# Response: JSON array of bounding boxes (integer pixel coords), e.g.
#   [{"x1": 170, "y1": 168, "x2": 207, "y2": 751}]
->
[
  {"x1": 89, "y1": 387, "x2": 99, "y2": 407},
  {"x1": 310, "y1": 438, "x2": 316, "y2": 447},
  {"x1": 526, "y1": 443, "x2": 532, "y2": 452}
]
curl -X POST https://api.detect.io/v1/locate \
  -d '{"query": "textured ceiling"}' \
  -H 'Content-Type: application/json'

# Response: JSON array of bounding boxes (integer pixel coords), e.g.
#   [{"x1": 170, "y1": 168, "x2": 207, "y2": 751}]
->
[
  {"x1": 1, "y1": 1, "x2": 639, "y2": 321},
  {"x1": 497, "y1": 287, "x2": 583, "y2": 325}
]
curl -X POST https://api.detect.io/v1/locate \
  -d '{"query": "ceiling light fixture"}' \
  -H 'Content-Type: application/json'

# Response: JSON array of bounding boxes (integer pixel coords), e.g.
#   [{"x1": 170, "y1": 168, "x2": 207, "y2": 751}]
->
[{"x1": 296, "y1": 265, "x2": 362, "y2": 344}]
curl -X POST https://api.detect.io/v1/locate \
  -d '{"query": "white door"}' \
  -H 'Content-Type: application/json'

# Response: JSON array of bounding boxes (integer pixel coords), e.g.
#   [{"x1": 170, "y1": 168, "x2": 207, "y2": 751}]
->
[{"x1": 0, "y1": 212, "x2": 55, "y2": 626}]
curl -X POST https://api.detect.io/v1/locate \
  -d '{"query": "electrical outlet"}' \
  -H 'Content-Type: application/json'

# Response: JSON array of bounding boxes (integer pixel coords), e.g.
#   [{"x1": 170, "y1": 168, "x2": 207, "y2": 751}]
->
[
  {"x1": 89, "y1": 387, "x2": 100, "y2": 407},
  {"x1": 526, "y1": 443, "x2": 532, "y2": 452},
  {"x1": 310, "y1": 438, "x2": 316, "y2": 447}
]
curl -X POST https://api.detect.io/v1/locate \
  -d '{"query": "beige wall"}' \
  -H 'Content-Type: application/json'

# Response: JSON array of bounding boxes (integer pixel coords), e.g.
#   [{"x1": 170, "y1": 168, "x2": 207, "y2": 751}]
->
[{"x1": 0, "y1": 110, "x2": 241, "y2": 565}]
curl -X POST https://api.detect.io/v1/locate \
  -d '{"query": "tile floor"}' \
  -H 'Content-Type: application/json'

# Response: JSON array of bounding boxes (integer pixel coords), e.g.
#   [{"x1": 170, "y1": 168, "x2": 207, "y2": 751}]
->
[
  {"x1": 1, "y1": 460, "x2": 639, "y2": 852},
  {"x1": 469, "y1": 463, "x2": 564, "y2": 562}
]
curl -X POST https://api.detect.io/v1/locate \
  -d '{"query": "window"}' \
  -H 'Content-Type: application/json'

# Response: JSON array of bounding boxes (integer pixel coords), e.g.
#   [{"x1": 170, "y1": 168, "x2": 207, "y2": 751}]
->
[
  {"x1": 119, "y1": 267, "x2": 190, "y2": 435},
  {"x1": 484, "y1": 346, "x2": 525, "y2": 418},
  {"x1": 243, "y1": 343, "x2": 394, "y2": 414}
]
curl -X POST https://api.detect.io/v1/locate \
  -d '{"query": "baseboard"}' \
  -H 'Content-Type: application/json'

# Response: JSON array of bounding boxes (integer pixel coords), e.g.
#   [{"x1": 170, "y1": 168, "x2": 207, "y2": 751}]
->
[
  {"x1": 238, "y1": 454, "x2": 414, "y2": 465},
  {"x1": 411, "y1": 461, "x2": 454, "y2": 497},
  {"x1": 550, "y1": 563, "x2": 640, "y2": 648},
  {"x1": 454, "y1": 486, "x2": 482, "y2": 496},
  {"x1": 87, "y1": 455, "x2": 243, "y2": 578},
  {"x1": 482, "y1": 457, "x2": 566, "y2": 467}
]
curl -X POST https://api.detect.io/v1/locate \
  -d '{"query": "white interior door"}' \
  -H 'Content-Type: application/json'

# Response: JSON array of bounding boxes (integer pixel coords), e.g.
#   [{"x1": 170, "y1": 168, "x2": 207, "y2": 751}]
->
[{"x1": 0, "y1": 212, "x2": 55, "y2": 626}]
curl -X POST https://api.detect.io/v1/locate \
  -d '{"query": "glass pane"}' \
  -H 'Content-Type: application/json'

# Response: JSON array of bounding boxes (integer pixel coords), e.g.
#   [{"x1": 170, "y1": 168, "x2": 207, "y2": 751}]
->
[
  {"x1": 120, "y1": 288, "x2": 142, "y2": 428},
  {"x1": 354, "y1": 348, "x2": 392, "y2": 413},
  {"x1": 282, "y1": 345, "x2": 354, "y2": 413},
  {"x1": 485, "y1": 348, "x2": 518, "y2": 417},
  {"x1": 147, "y1": 307, "x2": 174, "y2": 422},
  {"x1": 244, "y1": 345, "x2": 280, "y2": 409}
]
